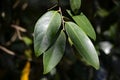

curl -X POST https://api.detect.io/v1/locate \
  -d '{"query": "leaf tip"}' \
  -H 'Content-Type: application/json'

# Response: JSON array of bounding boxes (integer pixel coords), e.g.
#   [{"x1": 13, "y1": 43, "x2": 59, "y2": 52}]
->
[
  {"x1": 94, "y1": 65, "x2": 100, "y2": 70},
  {"x1": 43, "y1": 70, "x2": 48, "y2": 74},
  {"x1": 34, "y1": 49, "x2": 43, "y2": 57},
  {"x1": 92, "y1": 34, "x2": 96, "y2": 41},
  {"x1": 93, "y1": 58, "x2": 100, "y2": 70},
  {"x1": 34, "y1": 52, "x2": 40, "y2": 57},
  {"x1": 43, "y1": 66, "x2": 52, "y2": 74}
]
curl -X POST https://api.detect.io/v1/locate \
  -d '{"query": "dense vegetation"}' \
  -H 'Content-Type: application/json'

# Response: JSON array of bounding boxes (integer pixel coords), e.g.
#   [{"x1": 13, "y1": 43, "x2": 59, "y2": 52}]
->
[{"x1": 0, "y1": 0, "x2": 120, "y2": 80}]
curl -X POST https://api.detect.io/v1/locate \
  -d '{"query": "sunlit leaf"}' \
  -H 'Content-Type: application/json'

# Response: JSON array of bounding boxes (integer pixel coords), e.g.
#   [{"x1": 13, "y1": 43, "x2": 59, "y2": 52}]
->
[
  {"x1": 34, "y1": 11, "x2": 61, "y2": 57},
  {"x1": 70, "y1": 0, "x2": 81, "y2": 14},
  {"x1": 65, "y1": 22, "x2": 99, "y2": 69},
  {"x1": 22, "y1": 36, "x2": 32, "y2": 45},
  {"x1": 72, "y1": 13, "x2": 96, "y2": 40},
  {"x1": 43, "y1": 31, "x2": 66, "y2": 74},
  {"x1": 67, "y1": 11, "x2": 96, "y2": 40}
]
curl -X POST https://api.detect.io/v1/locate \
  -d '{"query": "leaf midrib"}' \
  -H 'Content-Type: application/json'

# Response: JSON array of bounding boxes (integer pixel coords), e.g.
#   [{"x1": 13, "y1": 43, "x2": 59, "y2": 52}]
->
[
  {"x1": 39, "y1": 11, "x2": 59, "y2": 53},
  {"x1": 66, "y1": 22, "x2": 93, "y2": 64}
]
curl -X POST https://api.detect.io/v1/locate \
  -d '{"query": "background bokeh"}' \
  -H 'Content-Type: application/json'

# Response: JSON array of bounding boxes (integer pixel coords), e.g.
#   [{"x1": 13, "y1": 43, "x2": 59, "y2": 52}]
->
[{"x1": 0, "y1": 0, "x2": 120, "y2": 80}]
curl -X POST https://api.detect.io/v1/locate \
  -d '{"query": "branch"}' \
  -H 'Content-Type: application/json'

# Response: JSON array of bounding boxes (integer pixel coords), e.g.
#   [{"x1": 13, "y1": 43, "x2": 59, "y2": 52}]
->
[
  {"x1": 0, "y1": 45, "x2": 15, "y2": 56},
  {"x1": 11, "y1": 24, "x2": 26, "y2": 32}
]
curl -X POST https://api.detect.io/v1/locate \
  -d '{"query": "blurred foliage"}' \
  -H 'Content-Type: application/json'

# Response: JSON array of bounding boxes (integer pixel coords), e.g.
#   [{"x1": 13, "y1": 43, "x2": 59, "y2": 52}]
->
[{"x1": 0, "y1": 0, "x2": 120, "y2": 80}]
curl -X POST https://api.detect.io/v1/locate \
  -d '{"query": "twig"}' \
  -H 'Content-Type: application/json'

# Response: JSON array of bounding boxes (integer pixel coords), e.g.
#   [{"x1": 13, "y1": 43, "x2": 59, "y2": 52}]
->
[
  {"x1": 13, "y1": 0, "x2": 20, "y2": 8},
  {"x1": 58, "y1": 7, "x2": 65, "y2": 30},
  {"x1": 11, "y1": 24, "x2": 26, "y2": 32},
  {"x1": 22, "y1": 3, "x2": 28, "y2": 10},
  {"x1": 0, "y1": 45, "x2": 15, "y2": 56},
  {"x1": 11, "y1": 24, "x2": 27, "y2": 40},
  {"x1": 48, "y1": 4, "x2": 58, "y2": 10},
  {"x1": 16, "y1": 29, "x2": 22, "y2": 40},
  {"x1": 0, "y1": 45, "x2": 32, "y2": 61},
  {"x1": 6, "y1": 32, "x2": 17, "y2": 46}
]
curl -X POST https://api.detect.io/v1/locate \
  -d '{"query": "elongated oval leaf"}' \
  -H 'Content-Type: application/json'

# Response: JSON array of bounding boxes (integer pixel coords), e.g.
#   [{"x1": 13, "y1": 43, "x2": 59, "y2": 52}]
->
[
  {"x1": 65, "y1": 22, "x2": 99, "y2": 69},
  {"x1": 34, "y1": 11, "x2": 61, "y2": 57},
  {"x1": 72, "y1": 13, "x2": 96, "y2": 40},
  {"x1": 43, "y1": 31, "x2": 66, "y2": 74},
  {"x1": 70, "y1": 0, "x2": 81, "y2": 14}
]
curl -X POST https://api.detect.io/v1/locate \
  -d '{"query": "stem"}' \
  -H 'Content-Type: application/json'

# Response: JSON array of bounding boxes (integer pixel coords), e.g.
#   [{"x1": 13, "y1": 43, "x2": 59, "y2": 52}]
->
[
  {"x1": 58, "y1": 7, "x2": 69, "y2": 39},
  {"x1": 47, "y1": 4, "x2": 57, "y2": 10},
  {"x1": 59, "y1": 7, "x2": 65, "y2": 31},
  {"x1": 0, "y1": 45, "x2": 15, "y2": 56}
]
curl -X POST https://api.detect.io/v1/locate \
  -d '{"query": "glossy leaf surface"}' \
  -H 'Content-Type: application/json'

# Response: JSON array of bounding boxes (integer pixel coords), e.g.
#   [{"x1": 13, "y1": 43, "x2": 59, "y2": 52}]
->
[
  {"x1": 72, "y1": 13, "x2": 96, "y2": 40},
  {"x1": 43, "y1": 31, "x2": 66, "y2": 74},
  {"x1": 70, "y1": 0, "x2": 81, "y2": 14},
  {"x1": 65, "y1": 22, "x2": 99, "y2": 69},
  {"x1": 34, "y1": 11, "x2": 61, "y2": 57}
]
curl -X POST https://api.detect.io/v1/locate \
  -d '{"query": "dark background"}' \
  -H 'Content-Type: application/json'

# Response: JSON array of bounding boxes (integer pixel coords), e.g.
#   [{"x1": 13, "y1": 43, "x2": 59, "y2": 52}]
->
[{"x1": 0, "y1": 0, "x2": 120, "y2": 80}]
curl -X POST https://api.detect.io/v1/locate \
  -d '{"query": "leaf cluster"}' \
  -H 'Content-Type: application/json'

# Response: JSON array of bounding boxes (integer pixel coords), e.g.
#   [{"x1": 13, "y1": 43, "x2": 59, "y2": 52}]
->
[{"x1": 34, "y1": 0, "x2": 100, "y2": 74}]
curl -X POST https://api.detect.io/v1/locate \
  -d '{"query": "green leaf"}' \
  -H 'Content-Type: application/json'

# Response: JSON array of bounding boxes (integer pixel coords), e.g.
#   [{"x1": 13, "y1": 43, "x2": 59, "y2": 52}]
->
[
  {"x1": 22, "y1": 36, "x2": 32, "y2": 45},
  {"x1": 97, "y1": 8, "x2": 109, "y2": 17},
  {"x1": 72, "y1": 13, "x2": 96, "y2": 40},
  {"x1": 43, "y1": 31, "x2": 66, "y2": 74},
  {"x1": 34, "y1": 11, "x2": 61, "y2": 57},
  {"x1": 67, "y1": 11, "x2": 96, "y2": 40},
  {"x1": 70, "y1": 0, "x2": 81, "y2": 14},
  {"x1": 65, "y1": 22, "x2": 99, "y2": 69},
  {"x1": 66, "y1": 10, "x2": 73, "y2": 17}
]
